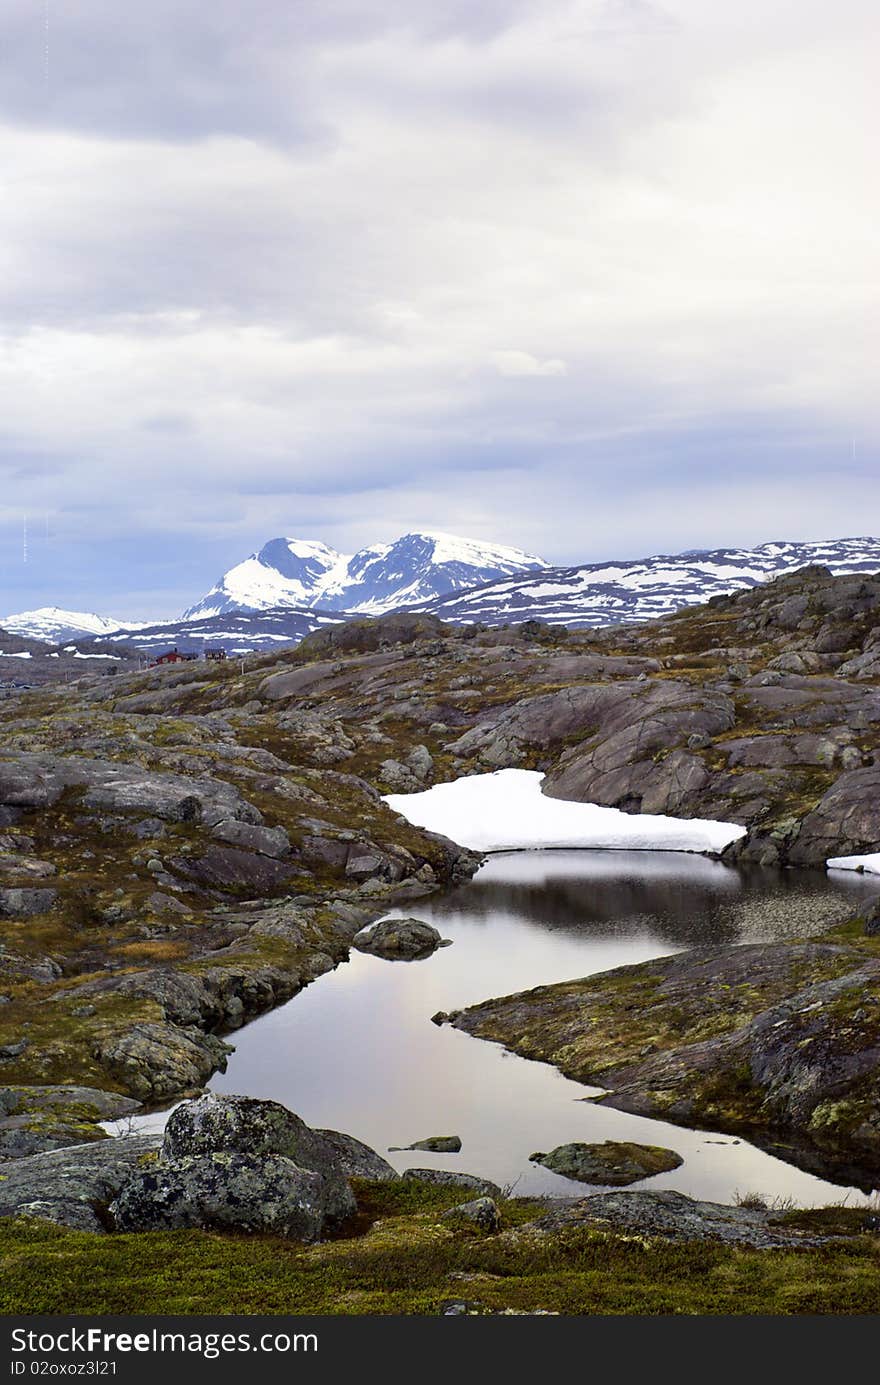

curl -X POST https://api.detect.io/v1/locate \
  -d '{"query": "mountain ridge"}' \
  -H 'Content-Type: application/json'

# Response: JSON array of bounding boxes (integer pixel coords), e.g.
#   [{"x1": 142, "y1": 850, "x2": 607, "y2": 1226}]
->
[
  {"x1": 412, "y1": 536, "x2": 880, "y2": 628},
  {"x1": 183, "y1": 529, "x2": 549, "y2": 619},
  {"x1": 5, "y1": 534, "x2": 879, "y2": 655}
]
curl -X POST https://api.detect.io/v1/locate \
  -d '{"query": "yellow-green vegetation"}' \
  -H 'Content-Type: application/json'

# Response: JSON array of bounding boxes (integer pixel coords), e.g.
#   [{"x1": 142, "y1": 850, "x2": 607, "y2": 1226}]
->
[
  {"x1": 457, "y1": 947, "x2": 862, "y2": 1088},
  {"x1": 0, "y1": 1183, "x2": 878, "y2": 1316}
]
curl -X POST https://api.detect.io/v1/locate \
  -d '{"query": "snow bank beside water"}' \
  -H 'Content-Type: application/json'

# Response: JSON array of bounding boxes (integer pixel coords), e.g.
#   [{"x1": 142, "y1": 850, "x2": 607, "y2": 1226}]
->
[
  {"x1": 827, "y1": 853, "x2": 880, "y2": 876},
  {"x1": 384, "y1": 769, "x2": 747, "y2": 856}
]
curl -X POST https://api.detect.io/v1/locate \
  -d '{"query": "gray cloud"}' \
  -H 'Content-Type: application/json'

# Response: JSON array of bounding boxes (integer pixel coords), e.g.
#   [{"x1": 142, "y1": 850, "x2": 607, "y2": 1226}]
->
[
  {"x1": 0, "y1": 0, "x2": 878, "y2": 615},
  {"x1": 3, "y1": 1, "x2": 538, "y2": 143}
]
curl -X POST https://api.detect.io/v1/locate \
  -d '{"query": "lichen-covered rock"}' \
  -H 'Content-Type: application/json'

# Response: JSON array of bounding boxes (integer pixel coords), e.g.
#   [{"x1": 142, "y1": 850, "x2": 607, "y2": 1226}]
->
[
  {"x1": 162, "y1": 1094, "x2": 356, "y2": 1223},
  {"x1": 353, "y1": 918, "x2": 449, "y2": 960},
  {"x1": 0, "y1": 1133, "x2": 162, "y2": 1232},
  {"x1": 0, "y1": 1084, "x2": 141, "y2": 1159},
  {"x1": 529, "y1": 1141, "x2": 683, "y2": 1186},
  {"x1": 89, "y1": 1022, "x2": 233, "y2": 1102},
  {"x1": 451, "y1": 941, "x2": 880, "y2": 1186},
  {"x1": 442, "y1": 1196, "x2": 501, "y2": 1232},
  {"x1": 111, "y1": 1152, "x2": 329, "y2": 1239}
]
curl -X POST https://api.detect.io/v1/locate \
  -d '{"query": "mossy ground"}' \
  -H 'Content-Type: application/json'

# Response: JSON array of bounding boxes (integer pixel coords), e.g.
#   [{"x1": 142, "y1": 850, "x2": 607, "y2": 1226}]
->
[{"x1": 0, "y1": 1182, "x2": 878, "y2": 1316}]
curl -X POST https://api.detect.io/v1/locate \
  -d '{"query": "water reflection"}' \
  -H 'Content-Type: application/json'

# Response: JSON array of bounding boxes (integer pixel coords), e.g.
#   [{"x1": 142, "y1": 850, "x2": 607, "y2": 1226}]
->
[
  {"x1": 430, "y1": 850, "x2": 874, "y2": 948},
  {"x1": 204, "y1": 851, "x2": 878, "y2": 1205}
]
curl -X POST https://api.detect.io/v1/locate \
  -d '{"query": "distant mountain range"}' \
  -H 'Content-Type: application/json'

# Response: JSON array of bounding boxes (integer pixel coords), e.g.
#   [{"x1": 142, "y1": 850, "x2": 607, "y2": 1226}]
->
[
  {"x1": 413, "y1": 537, "x2": 880, "y2": 628},
  {"x1": 97, "y1": 607, "x2": 346, "y2": 658},
  {"x1": 0, "y1": 607, "x2": 136, "y2": 646},
  {"x1": 3, "y1": 534, "x2": 879, "y2": 659},
  {"x1": 183, "y1": 531, "x2": 549, "y2": 619}
]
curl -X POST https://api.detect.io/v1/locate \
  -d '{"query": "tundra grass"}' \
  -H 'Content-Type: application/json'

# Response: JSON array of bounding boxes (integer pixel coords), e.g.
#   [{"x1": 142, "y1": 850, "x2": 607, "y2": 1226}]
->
[{"x1": 0, "y1": 1183, "x2": 878, "y2": 1316}]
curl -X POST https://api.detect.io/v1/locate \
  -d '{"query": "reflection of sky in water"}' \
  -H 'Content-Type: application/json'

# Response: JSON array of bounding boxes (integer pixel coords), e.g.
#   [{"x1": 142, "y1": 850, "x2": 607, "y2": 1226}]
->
[{"x1": 145, "y1": 852, "x2": 879, "y2": 1205}]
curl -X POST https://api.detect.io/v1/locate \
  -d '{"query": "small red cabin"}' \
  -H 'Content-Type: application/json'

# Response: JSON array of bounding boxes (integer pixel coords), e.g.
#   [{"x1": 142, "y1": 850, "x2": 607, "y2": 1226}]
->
[{"x1": 154, "y1": 648, "x2": 187, "y2": 665}]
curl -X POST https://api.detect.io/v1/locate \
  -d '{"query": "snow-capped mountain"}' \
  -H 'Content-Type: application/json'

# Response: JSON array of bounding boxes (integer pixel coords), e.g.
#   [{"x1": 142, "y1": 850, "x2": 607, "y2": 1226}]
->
[
  {"x1": 184, "y1": 531, "x2": 549, "y2": 619},
  {"x1": 0, "y1": 607, "x2": 134, "y2": 646},
  {"x1": 414, "y1": 537, "x2": 880, "y2": 628}
]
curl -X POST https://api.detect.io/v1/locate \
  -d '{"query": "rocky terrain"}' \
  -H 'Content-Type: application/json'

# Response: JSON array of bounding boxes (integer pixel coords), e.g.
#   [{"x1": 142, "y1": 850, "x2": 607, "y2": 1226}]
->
[
  {"x1": 1, "y1": 564, "x2": 879, "y2": 1182},
  {"x1": 3, "y1": 1090, "x2": 877, "y2": 1318}
]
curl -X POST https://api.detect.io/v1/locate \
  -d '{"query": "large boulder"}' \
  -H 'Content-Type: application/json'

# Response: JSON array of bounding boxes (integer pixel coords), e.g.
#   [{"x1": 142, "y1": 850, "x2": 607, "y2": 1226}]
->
[
  {"x1": 0, "y1": 1095, "x2": 395, "y2": 1239},
  {"x1": 353, "y1": 917, "x2": 450, "y2": 960},
  {"x1": 161, "y1": 1093, "x2": 356, "y2": 1225},
  {"x1": 0, "y1": 887, "x2": 57, "y2": 918},
  {"x1": 111, "y1": 1152, "x2": 328, "y2": 1239},
  {"x1": 315, "y1": 1128, "x2": 399, "y2": 1181}
]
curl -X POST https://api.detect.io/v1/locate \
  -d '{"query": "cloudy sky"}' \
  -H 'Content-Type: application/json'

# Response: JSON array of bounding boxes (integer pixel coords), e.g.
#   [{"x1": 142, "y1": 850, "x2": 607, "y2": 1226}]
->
[{"x1": 1, "y1": 0, "x2": 877, "y2": 617}]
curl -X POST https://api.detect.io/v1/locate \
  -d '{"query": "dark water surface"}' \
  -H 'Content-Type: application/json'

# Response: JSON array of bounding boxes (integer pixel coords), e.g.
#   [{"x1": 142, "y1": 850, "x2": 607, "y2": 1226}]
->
[{"x1": 203, "y1": 852, "x2": 880, "y2": 1204}]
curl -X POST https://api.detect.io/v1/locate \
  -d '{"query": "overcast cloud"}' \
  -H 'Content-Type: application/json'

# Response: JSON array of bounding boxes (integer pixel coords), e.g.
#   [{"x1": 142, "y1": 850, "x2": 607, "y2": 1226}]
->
[{"x1": 1, "y1": 0, "x2": 877, "y2": 616}]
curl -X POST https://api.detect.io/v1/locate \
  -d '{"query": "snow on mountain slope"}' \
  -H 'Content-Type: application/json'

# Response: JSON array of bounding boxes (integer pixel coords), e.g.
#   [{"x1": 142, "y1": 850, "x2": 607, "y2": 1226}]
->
[
  {"x1": 100, "y1": 605, "x2": 347, "y2": 657},
  {"x1": 0, "y1": 607, "x2": 136, "y2": 645},
  {"x1": 184, "y1": 531, "x2": 548, "y2": 619},
  {"x1": 183, "y1": 539, "x2": 345, "y2": 619},
  {"x1": 413, "y1": 537, "x2": 880, "y2": 628}
]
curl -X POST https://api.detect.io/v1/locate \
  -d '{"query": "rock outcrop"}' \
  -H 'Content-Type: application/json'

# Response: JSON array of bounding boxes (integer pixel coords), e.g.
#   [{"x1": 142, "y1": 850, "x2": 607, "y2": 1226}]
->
[
  {"x1": 352, "y1": 917, "x2": 450, "y2": 960},
  {"x1": 0, "y1": 1085, "x2": 140, "y2": 1160},
  {"x1": 509, "y1": 1188, "x2": 878, "y2": 1249},
  {"x1": 447, "y1": 925, "x2": 880, "y2": 1186},
  {"x1": 529, "y1": 1141, "x2": 683, "y2": 1186}
]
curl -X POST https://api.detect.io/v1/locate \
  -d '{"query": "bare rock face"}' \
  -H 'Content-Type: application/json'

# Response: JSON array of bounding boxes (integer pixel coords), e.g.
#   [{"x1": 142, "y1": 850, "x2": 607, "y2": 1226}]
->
[
  {"x1": 0, "y1": 753, "x2": 260, "y2": 828},
  {"x1": 788, "y1": 767, "x2": 880, "y2": 865},
  {"x1": 542, "y1": 683, "x2": 736, "y2": 815}
]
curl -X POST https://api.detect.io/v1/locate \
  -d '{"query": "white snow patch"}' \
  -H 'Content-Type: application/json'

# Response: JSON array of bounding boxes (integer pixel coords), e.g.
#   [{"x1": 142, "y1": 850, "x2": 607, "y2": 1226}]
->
[
  {"x1": 827, "y1": 852, "x2": 880, "y2": 876},
  {"x1": 384, "y1": 769, "x2": 747, "y2": 855}
]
